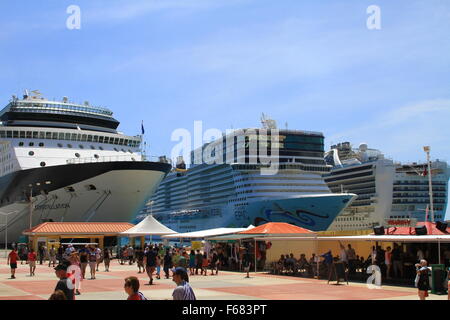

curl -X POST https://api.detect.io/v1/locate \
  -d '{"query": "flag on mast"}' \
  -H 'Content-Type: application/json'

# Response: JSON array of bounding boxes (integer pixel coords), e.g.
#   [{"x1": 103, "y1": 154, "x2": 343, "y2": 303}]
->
[{"x1": 141, "y1": 120, "x2": 145, "y2": 135}]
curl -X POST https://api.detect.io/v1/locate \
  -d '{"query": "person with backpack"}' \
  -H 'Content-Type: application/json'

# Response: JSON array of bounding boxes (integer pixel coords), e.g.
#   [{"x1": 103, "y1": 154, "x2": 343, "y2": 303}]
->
[{"x1": 124, "y1": 276, "x2": 147, "y2": 300}]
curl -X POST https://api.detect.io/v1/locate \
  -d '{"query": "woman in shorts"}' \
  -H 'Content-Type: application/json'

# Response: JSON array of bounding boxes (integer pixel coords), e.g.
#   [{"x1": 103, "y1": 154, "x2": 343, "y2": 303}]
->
[
  {"x1": 27, "y1": 248, "x2": 37, "y2": 276},
  {"x1": 88, "y1": 246, "x2": 97, "y2": 279}
]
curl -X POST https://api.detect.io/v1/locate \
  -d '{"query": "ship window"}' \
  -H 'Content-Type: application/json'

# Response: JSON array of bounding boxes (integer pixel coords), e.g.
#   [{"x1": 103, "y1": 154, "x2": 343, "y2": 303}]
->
[
  {"x1": 67, "y1": 144, "x2": 72, "y2": 148},
  {"x1": 46, "y1": 132, "x2": 51, "y2": 139},
  {"x1": 13, "y1": 131, "x2": 18, "y2": 138},
  {"x1": 26, "y1": 131, "x2": 32, "y2": 138},
  {"x1": 119, "y1": 138, "x2": 124, "y2": 145},
  {"x1": 114, "y1": 148, "x2": 119, "y2": 152},
  {"x1": 52, "y1": 132, "x2": 58, "y2": 139},
  {"x1": 93, "y1": 135, "x2": 99, "y2": 142},
  {"x1": 19, "y1": 142, "x2": 24, "y2": 146},
  {"x1": 75, "y1": 153, "x2": 80, "y2": 158},
  {"x1": 114, "y1": 138, "x2": 119, "y2": 145},
  {"x1": 99, "y1": 146, "x2": 104, "y2": 150},
  {"x1": 65, "y1": 133, "x2": 71, "y2": 140},
  {"x1": 59, "y1": 133, "x2": 65, "y2": 140},
  {"x1": 0, "y1": 131, "x2": 5, "y2": 138},
  {"x1": 19, "y1": 131, "x2": 25, "y2": 138},
  {"x1": 99, "y1": 136, "x2": 104, "y2": 143},
  {"x1": 121, "y1": 149, "x2": 126, "y2": 153},
  {"x1": 39, "y1": 142, "x2": 44, "y2": 147},
  {"x1": 29, "y1": 142, "x2": 34, "y2": 146},
  {"x1": 71, "y1": 133, "x2": 77, "y2": 141},
  {"x1": 86, "y1": 184, "x2": 96, "y2": 191},
  {"x1": 81, "y1": 134, "x2": 87, "y2": 142},
  {"x1": 33, "y1": 132, "x2": 38, "y2": 139},
  {"x1": 40, "y1": 161, "x2": 46, "y2": 167},
  {"x1": 79, "y1": 145, "x2": 84, "y2": 149},
  {"x1": 90, "y1": 145, "x2": 95, "y2": 150},
  {"x1": 39, "y1": 132, "x2": 45, "y2": 139},
  {"x1": 28, "y1": 151, "x2": 34, "y2": 156},
  {"x1": 6, "y1": 131, "x2": 12, "y2": 138},
  {"x1": 103, "y1": 137, "x2": 109, "y2": 144},
  {"x1": 57, "y1": 143, "x2": 63, "y2": 148},
  {"x1": 94, "y1": 154, "x2": 99, "y2": 159},
  {"x1": 124, "y1": 139, "x2": 128, "y2": 146},
  {"x1": 131, "y1": 157, "x2": 136, "y2": 161},
  {"x1": 128, "y1": 150, "x2": 132, "y2": 153},
  {"x1": 65, "y1": 186, "x2": 75, "y2": 192},
  {"x1": 87, "y1": 135, "x2": 93, "y2": 142}
]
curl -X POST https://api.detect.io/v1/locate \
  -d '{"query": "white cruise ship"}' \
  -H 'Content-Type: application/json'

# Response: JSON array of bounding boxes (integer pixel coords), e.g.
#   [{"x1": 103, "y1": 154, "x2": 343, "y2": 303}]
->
[
  {"x1": 0, "y1": 91, "x2": 171, "y2": 243},
  {"x1": 324, "y1": 142, "x2": 449, "y2": 231}
]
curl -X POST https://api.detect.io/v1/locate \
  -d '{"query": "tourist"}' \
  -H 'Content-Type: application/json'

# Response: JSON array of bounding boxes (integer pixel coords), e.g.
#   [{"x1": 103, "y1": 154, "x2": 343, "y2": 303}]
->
[
  {"x1": 64, "y1": 244, "x2": 75, "y2": 262},
  {"x1": 163, "y1": 250, "x2": 173, "y2": 279},
  {"x1": 95, "y1": 245, "x2": 102, "y2": 271},
  {"x1": 136, "y1": 247, "x2": 145, "y2": 273},
  {"x1": 122, "y1": 245, "x2": 128, "y2": 265},
  {"x1": 189, "y1": 250, "x2": 196, "y2": 275},
  {"x1": 385, "y1": 246, "x2": 392, "y2": 279},
  {"x1": 124, "y1": 276, "x2": 147, "y2": 300},
  {"x1": 54, "y1": 263, "x2": 75, "y2": 300},
  {"x1": 339, "y1": 242, "x2": 348, "y2": 267},
  {"x1": 79, "y1": 245, "x2": 89, "y2": 279},
  {"x1": 369, "y1": 246, "x2": 377, "y2": 265},
  {"x1": 195, "y1": 250, "x2": 203, "y2": 275},
  {"x1": 416, "y1": 247, "x2": 425, "y2": 262},
  {"x1": 155, "y1": 254, "x2": 161, "y2": 279},
  {"x1": 88, "y1": 246, "x2": 97, "y2": 279},
  {"x1": 297, "y1": 253, "x2": 310, "y2": 275},
  {"x1": 172, "y1": 249, "x2": 181, "y2": 268},
  {"x1": 172, "y1": 267, "x2": 196, "y2": 300},
  {"x1": 19, "y1": 245, "x2": 28, "y2": 265},
  {"x1": 243, "y1": 249, "x2": 252, "y2": 278},
  {"x1": 415, "y1": 259, "x2": 430, "y2": 300},
  {"x1": 391, "y1": 243, "x2": 404, "y2": 278},
  {"x1": 27, "y1": 248, "x2": 37, "y2": 276},
  {"x1": 68, "y1": 252, "x2": 81, "y2": 295},
  {"x1": 48, "y1": 245, "x2": 57, "y2": 267},
  {"x1": 144, "y1": 245, "x2": 157, "y2": 285},
  {"x1": 210, "y1": 250, "x2": 219, "y2": 275},
  {"x1": 321, "y1": 250, "x2": 333, "y2": 275},
  {"x1": 346, "y1": 244, "x2": 356, "y2": 274},
  {"x1": 201, "y1": 252, "x2": 209, "y2": 276},
  {"x1": 178, "y1": 251, "x2": 188, "y2": 269},
  {"x1": 57, "y1": 245, "x2": 64, "y2": 264},
  {"x1": 443, "y1": 247, "x2": 450, "y2": 268},
  {"x1": 7, "y1": 247, "x2": 19, "y2": 279},
  {"x1": 38, "y1": 244, "x2": 45, "y2": 265},
  {"x1": 103, "y1": 247, "x2": 111, "y2": 272},
  {"x1": 49, "y1": 289, "x2": 67, "y2": 300},
  {"x1": 127, "y1": 246, "x2": 134, "y2": 265}
]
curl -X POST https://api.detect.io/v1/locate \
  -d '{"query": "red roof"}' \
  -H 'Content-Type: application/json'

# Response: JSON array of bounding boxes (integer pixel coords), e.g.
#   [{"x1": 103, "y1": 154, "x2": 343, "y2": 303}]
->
[
  {"x1": 23, "y1": 222, "x2": 135, "y2": 235},
  {"x1": 239, "y1": 222, "x2": 314, "y2": 235},
  {"x1": 382, "y1": 222, "x2": 450, "y2": 236}
]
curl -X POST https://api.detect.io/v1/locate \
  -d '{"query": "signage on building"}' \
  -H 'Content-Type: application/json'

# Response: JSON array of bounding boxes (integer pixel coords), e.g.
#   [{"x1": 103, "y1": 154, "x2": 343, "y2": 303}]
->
[{"x1": 384, "y1": 218, "x2": 417, "y2": 227}]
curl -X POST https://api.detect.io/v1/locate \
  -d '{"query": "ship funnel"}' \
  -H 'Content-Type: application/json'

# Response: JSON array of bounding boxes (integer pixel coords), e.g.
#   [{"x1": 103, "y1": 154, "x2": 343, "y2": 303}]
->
[{"x1": 176, "y1": 156, "x2": 186, "y2": 169}]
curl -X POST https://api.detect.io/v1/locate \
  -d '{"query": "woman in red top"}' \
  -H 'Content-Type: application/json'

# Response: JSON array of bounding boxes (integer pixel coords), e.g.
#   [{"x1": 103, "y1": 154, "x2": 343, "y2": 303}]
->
[
  {"x1": 124, "y1": 276, "x2": 147, "y2": 300},
  {"x1": 28, "y1": 249, "x2": 37, "y2": 276}
]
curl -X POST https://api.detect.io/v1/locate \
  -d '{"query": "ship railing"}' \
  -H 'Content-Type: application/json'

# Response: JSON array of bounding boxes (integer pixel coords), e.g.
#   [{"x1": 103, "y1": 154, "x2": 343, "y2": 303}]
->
[{"x1": 66, "y1": 155, "x2": 140, "y2": 164}]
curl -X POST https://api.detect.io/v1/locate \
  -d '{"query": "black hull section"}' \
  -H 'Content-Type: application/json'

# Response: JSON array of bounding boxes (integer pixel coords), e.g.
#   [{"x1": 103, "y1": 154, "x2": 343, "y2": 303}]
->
[{"x1": 0, "y1": 161, "x2": 171, "y2": 207}]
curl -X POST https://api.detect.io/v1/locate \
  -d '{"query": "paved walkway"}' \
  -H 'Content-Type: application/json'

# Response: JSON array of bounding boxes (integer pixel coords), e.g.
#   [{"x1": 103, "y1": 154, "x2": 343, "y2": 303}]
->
[{"x1": 0, "y1": 256, "x2": 447, "y2": 300}]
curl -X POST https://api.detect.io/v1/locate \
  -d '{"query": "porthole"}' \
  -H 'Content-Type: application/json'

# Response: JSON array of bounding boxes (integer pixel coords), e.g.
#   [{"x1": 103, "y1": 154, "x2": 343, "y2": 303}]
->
[
  {"x1": 57, "y1": 143, "x2": 63, "y2": 148},
  {"x1": 131, "y1": 157, "x2": 136, "y2": 161},
  {"x1": 94, "y1": 154, "x2": 99, "y2": 159},
  {"x1": 79, "y1": 145, "x2": 84, "y2": 149},
  {"x1": 18, "y1": 142, "x2": 24, "y2": 147},
  {"x1": 39, "y1": 142, "x2": 44, "y2": 147},
  {"x1": 40, "y1": 162, "x2": 46, "y2": 167},
  {"x1": 28, "y1": 151, "x2": 34, "y2": 156},
  {"x1": 99, "y1": 146, "x2": 104, "y2": 150},
  {"x1": 75, "y1": 153, "x2": 80, "y2": 158},
  {"x1": 29, "y1": 142, "x2": 34, "y2": 147},
  {"x1": 67, "y1": 144, "x2": 72, "y2": 148},
  {"x1": 114, "y1": 148, "x2": 119, "y2": 152},
  {"x1": 90, "y1": 146, "x2": 95, "y2": 150}
]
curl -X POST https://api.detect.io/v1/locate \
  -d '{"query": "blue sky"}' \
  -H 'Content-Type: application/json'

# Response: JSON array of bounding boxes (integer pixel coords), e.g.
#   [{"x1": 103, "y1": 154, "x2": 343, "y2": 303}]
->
[{"x1": 0, "y1": 1, "x2": 449, "y2": 162}]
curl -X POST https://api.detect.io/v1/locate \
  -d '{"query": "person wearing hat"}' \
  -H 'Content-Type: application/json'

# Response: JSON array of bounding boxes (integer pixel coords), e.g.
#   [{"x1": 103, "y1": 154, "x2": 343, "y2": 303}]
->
[
  {"x1": 172, "y1": 267, "x2": 196, "y2": 300},
  {"x1": 54, "y1": 263, "x2": 75, "y2": 300}
]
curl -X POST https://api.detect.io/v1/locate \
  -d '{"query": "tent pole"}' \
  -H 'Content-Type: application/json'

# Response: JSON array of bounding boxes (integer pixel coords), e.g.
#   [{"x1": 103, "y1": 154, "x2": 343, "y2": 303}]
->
[
  {"x1": 254, "y1": 238, "x2": 257, "y2": 273},
  {"x1": 438, "y1": 239, "x2": 441, "y2": 265}
]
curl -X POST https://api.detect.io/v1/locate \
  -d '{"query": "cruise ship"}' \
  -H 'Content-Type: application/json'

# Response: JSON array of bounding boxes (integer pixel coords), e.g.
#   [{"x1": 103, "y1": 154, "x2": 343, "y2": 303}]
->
[
  {"x1": 0, "y1": 91, "x2": 171, "y2": 243},
  {"x1": 136, "y1": 116, "x2": 356, "y2": 232},
  {"x1": 324, "y1": 142, "x2": 449, "y2": 231}
]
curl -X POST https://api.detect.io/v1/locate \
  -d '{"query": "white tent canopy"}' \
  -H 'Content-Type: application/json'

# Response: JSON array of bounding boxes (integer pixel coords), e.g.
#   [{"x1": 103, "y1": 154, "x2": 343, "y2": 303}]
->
[
  {"x1": 162, "y1": 225, "x2": 254, "y2": 239},
  {"x1": 121, "y1": 215, "x2": 177, "y2": 236}
]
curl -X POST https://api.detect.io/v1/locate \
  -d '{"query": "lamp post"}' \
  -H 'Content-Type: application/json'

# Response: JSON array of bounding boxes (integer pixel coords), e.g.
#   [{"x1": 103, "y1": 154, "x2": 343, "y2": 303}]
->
[
  {"x1": 0, "y1": 211, "x2": 18, "y2": 258},
  {"x1": 423, "y1": 146, "x2": 435, "y2": 222}
]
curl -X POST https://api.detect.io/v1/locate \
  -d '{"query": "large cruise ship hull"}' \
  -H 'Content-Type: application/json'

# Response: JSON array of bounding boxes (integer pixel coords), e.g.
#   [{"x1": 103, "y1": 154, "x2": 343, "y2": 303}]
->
[
  {"x1": 152, "y1": 193, "x2": 356, "y2": 232},
  {"x1": 0, "y1": 161, "x2": 171, "y2": 242}
]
